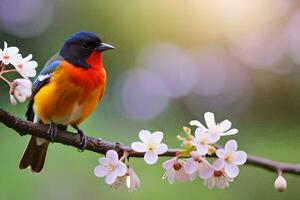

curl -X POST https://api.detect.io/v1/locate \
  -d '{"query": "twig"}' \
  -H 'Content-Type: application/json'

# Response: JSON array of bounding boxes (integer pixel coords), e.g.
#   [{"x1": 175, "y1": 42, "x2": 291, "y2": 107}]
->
[
  {"x1": 0, "y1": 108, "x2": 299, "y2": 175},
  {"x1": 1, "y1": 69, "x2": 17, "y2": 74},
  {"x1": 0, "y1": 75, "x2": 11, "y2": 86}
]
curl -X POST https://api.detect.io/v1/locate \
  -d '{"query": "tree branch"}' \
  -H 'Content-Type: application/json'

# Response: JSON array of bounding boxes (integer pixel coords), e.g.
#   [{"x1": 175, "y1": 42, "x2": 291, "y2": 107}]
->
[{"x1": 0, "y1": 108, "x2": 299, "y2": 175}]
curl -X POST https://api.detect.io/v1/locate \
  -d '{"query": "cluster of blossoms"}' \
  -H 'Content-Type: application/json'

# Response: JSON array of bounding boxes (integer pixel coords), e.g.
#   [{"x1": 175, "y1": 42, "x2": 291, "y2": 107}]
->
[
  {"x1": 162, "y1": 112, "x2": 247, "y2": 189},
  {"x1": 0, "y1": 42, "x2": 37, "y2": 105},
  {"x1": 94, "y1": 112, "x2": 247, "y2": 191}
]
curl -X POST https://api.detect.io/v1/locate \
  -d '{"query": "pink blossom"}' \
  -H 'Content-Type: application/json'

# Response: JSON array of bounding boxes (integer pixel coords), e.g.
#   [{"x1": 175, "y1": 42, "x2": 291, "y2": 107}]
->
[
  {"x1": 126, "y1": 168, "x2": 141, "y2": 192},
  {"x1": 94, "y1": 150, "x2": 127, "y2": 185},
  {"x1": 109, "y1": 167, "x2": 141, "y2": 192},
  {"x1": 184, "y1": 151, "x2": 214, "y2": 180},
  {"x1": 9, "y1": 78, "x2": 32, "y2": 104},
  {"x1": 111, "y1": 176, "x2": 127, "y2": 189},
  {"x1": 162, "y1": 157, "x2": 189, "y2": 184},
  {"x1": 204, "y1": 161, "x2": 233, "y2": 189}
]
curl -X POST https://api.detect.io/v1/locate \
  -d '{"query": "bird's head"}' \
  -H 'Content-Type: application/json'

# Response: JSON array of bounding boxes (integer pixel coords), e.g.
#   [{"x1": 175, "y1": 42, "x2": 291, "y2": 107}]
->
[{"x1": 60, "y1": 32, "x2": 114, "y2": 68}]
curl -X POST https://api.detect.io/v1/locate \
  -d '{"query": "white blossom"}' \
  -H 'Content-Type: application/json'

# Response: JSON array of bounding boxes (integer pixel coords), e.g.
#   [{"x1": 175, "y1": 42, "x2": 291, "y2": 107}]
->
[
  {"x1": 190, "y1": 112, "x2": 238, "y2": 142},
  {"x1": 214, "y1": 140, "x2": 247, "y2": 178},
  {"x1": 131, "y1": 130, "x2": 168, "y2": 165},
  {"x1": 11, "y1": 54, "x2": 38, "y2": 78},
  {"x1": 0, "y1": 41, "x2": 19, "y2": 65},
  {"x1": 191, "y1": 126, "x2": 218, "y2": 155}
]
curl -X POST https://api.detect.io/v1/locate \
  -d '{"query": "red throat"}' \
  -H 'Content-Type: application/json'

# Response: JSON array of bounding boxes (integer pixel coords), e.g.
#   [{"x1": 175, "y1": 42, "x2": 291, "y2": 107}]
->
[
  {"x1": 86, "y1": 51, "x2": 103, "y2": 68},
  {"x1": 66, "y1": 51, "x2": 106, "y2": 90}
]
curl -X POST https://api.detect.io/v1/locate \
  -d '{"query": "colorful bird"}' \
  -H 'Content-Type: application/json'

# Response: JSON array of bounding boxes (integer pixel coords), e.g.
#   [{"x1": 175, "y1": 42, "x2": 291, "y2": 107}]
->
[{"x1": 19, "y1": 32, "x2": 114, "y2": 173}]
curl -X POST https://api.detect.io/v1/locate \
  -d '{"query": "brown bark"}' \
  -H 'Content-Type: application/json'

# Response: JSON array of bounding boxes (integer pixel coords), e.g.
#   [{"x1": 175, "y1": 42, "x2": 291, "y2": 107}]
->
[{"x1": 0, "y1": 108, "x2": 299, "y2": 175}]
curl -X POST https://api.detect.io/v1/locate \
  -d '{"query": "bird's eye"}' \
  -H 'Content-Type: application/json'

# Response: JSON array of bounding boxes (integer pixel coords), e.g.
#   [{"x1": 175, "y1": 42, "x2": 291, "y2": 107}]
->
[{"x1": 82, "y1": 42, "x2": 89, "y2": 49}]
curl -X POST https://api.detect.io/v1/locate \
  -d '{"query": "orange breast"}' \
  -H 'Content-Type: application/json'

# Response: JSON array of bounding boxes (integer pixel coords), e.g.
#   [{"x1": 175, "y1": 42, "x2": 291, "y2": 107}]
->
[{"x1": 34, "y1": 57, "x2": 106, "y2": 126}]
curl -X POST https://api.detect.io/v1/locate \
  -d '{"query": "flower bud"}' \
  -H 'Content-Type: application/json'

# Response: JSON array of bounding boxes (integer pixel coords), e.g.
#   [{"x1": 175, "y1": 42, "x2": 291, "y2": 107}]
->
[
  {"x1": 274, "y1": 175, "x2": 287, "y2": 192},
  {"x1": 9, "y1": 95, "x2": 17, "y2": 105},
  {"x1": 183, "y1": 126, "x2": 191, "y2": 135}
]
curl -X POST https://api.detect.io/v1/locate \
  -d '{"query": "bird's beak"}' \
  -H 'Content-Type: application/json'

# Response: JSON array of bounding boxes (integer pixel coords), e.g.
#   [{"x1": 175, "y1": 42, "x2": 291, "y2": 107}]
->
[{"x1": 95, "y1": 43, "x2": 115, "y2": 52}]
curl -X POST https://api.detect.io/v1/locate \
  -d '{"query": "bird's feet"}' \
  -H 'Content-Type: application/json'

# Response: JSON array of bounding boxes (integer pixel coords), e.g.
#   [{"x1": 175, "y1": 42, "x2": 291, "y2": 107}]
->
[
  {"x1": 48, "y1": 122, "x2": 58, "y2": 142},
  {"x1": 72, "y1": 125, "x2": 87, "y2": 151}
]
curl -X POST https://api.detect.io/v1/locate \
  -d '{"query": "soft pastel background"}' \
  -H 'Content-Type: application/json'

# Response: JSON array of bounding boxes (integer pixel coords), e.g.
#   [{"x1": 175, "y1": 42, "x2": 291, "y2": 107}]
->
[{"x1": 0, "y1": 0, "x2": 300, "y2": 199}]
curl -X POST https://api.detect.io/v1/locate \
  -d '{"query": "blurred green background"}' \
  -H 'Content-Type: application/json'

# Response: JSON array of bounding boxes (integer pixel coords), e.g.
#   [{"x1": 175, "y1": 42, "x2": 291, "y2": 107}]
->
[{"x1": 1, "y1": 0, "x2": 300, "y2": 199}]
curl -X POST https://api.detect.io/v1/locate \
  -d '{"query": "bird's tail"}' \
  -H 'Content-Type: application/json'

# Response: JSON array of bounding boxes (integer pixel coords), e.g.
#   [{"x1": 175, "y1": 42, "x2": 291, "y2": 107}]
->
[{"x1": 19, "y1": 136, "x2": 49, "y2": 173}]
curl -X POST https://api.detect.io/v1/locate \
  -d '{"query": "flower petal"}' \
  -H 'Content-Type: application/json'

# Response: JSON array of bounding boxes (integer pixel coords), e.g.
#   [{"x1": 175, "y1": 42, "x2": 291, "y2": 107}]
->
[
  {"x1": 152, "y1": 131, "x2": 164, "y2": 143},
  {"x1": 194, "y1": 127, "x2": 206, "y2": 139},
  {"x1": 94, "y1": 165, "x2": 109, "y2": 177},
  {"x1": 162, "y1": 158, "x2": 175, "y2": 170},
  {"x1": 198, "y1": 162, "x2": 214, "y2": 179},
  {"x1": 139, "y1": 130, "x2": 152, "y2": 143},
  {"x1": 222, "y1": 128, "x2": 238, "y2": 136},
  {"x1": 167, "y1": 170, "x2": 176, "y2": 184},
  {"x1": 23, "y1": 54, "x2": 33, "y2": 62},
  {"x1": 105, "y1": 172, "x2": 117, "y2": 185},
  {"x1": 224, "y1": 140, "x2": 238, "y2": 153},
  {"x1": 216, "y1": 178, "x2": 228, "y2": 189},
  {"x1": 156, "y1": 143, "x2": 168, "y2": 155},
  {"x1": 225, "y1": 163, "x2": 239, "y2": 178},
  {"x1": 106, "y1": 150, "x2": 119, "y2": 164},
  {"x1": 190, "y1": 120, "x2": 207, "y2": 130},
  {"x1": 131, "y1": 142, "x2": 146, "y2": 152},
  {"x1": 15, "y1": 78, "x2": 32, "y2": 87},
  {"x1": 17, "y1": 67, "x2": 37, "y2": 78},
  {"x1": 204, "y1": 112, "x2": 216, "y2": 129},
  {"x1": 99, "y1": 157, "x2": 108, "y2": 165},
  {"x1": 6, "y1": 46, "x2": 19, "y2": 55},
  {"x1": 14, "y1": 79, "x2": 32, "y2": 95},
  {"x1": 205, "y1": 177, "x2": 216, "y2": 189},
  {"x1": 176, "y1": 170, "x2": 189, "y2": 182},
  {"x1": 196, "y1": 144, "x2": 209, "y2": 155},
  {"x1": 184, "y1": 158, "x2": 197, "y2": 174},
  {"x1": 23, "y1": 60, "x2": 38, "y2": 69},
  {"x1": 213, "y1": 158, "x2": 225, "y2": 171},
  {"x1": 128, "y1": 168, "x2": 140, "y2": 192},
  {"x1": 188, "y1": 171, "x2": 198, "y2": 181},
  {"x1": 207, "y1": 133, "x2": 220, "y2": 144},
  {"x1": 144, "y1": 151, "x2": 158, "y2": 165},
  {"x1": 232, "y1": 151, "x2": 247, "y2": 165},
  {"x1": 216, "y1": 149, "x2": 225, "y2": 158},
  {"x1": 116, "y1": 162, "x2": 127, "y2": 176},
  {"x1": 14, "y1": 90, "x2": 27, "y2": 102},
  {"x1": 220, "y1": 120, "x2": 232, "y2": 132},
  {"x1": 10, "y1": 95, "x2": 17, "y2": 105}
]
